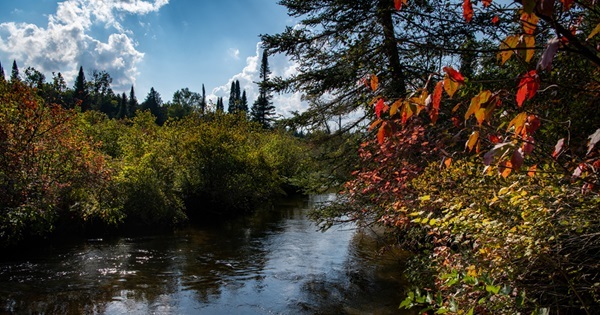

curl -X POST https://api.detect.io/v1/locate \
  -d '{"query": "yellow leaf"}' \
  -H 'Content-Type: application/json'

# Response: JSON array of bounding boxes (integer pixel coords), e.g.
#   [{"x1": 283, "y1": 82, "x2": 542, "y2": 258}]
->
[
  {"x1": 465, "y1": 90, "x2": 491, "y2": 121},
  {"x1": 498, "y1": 35, "x2": 520, "y2": 65},
  {"x1": 588, "y1": 23, "x2": 600, "y2": 39},
  {"x1": 523, "y1": 35, "x2": 535, "y2": 63},
  {"x1": 507, "y1": 112, "x2": 528, "y2": 136},
  {"x1": 444, "y1": 75, "x2": 460, "y2": 98},
  {"x1": 466, "y1": 131, "x2": 480, "y2": 152},
  {"x1": 390, "y1": 99, "x2": 402, "y2": 116}
]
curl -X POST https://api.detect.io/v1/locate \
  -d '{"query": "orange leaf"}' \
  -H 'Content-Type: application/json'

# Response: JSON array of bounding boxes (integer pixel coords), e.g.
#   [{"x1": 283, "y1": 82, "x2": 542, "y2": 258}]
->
[
  {"x1": 499, "y1": 160, "x2": 513, "y2": 178},
  {"x1": 528, "y1": 164, "x2": 537, "y2": 177},
  {"x1": 377, "y1": 122, "x2": 387, "y2": 144},
  {"x1": 489, "y1": 134, "x2": 501, "y2": 144},
  {"x1": 444, "y1": 157, "x2": 453, "y2": 168},
  {"x1": 369, "y1": 119, "x2": 382, "y2": 130},
  {"x1": 370, "y1": 74, "x2": 379, "y2": 91},
  {"x1": 521, "y1": 12, "x2": 539, "y2": 35},
  {"x1": 508, "y1": 112, "x2": 528, "y2": 137},
  {"x1": 465, "y1": 90, "x2": 491, "y2": 121},
  {"x1": 463, "y1": 0, "x2": 474, "y2": 23},
  {"x1": 390, "y1": 99, "x2": 402, "y2": 116},
  {"x1": 430, "y1": 81, "x2": 443, "y2": 124},
  {"x1": 492, "y1": 16, "x2": 500, "y2": 24},
  {"x1": 466, "y1": 131, "x2": 480, "y2": 152},
  {"x1": 482, "y1": 0, "x2": 492, "y2": 7}
]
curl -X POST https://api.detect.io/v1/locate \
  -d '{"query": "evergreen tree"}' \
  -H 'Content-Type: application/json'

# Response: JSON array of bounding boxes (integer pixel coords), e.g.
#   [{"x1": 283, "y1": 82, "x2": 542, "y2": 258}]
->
[
  {"x1": 240, "y1": 90, "x2": 248, "y2": 112},
  {"x1": 235, "y1": 80, "x2": 241, "y2": 104},
  {"x1": 251, "y1": 50, "x2": 275, "y2": 128},
  {"x1": 141, "y1": 87, "x2": 165, "y2": 124},
  {"x1": 128, "y1": 86, "x2": 138, "y2": 117},
  {"x1": 0, "y1": 61, "x2": 5, "y2": 82},
  {"x1": 73, "y1": 66, "x2": 90, "y2": 111},
  {"x1": 216, "y1": 97, "x2": 224, "y2": 112},
  {"x1": 117, "y1": 92, "x2": 128, "y2": 119},
  {"x1": 200, "y1": 84, "x2": 206, "y2": 113},
  {"x1": 10, "y1": 60, "x2": 19, "y2": 82},
  {"x1": 228, "y1": 81, "x2": 237, "y2": 113}
]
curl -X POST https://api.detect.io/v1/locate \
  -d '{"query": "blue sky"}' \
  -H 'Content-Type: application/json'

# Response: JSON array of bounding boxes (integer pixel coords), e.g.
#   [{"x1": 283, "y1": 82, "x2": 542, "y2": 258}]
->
[{"x1": 0, "y1": 0, "x2": 303, "y2": 115}]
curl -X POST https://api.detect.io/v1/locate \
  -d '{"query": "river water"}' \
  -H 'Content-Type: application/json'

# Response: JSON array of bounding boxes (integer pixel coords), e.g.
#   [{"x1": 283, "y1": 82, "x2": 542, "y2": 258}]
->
[{"x1": 0, "y1": 195, "x2": 410, "y2": 314}]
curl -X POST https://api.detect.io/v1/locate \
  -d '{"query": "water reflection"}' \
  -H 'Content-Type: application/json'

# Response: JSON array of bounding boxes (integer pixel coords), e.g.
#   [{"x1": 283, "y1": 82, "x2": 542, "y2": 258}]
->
[{"x1": 0, "y1": 195, "x2": 410, "y2": 314}]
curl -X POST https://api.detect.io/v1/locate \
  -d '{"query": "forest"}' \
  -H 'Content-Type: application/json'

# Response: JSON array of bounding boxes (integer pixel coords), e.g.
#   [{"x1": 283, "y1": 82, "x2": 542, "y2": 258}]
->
[{"x1": 1, "y1": 0, "x2": 599, "y2": 313}]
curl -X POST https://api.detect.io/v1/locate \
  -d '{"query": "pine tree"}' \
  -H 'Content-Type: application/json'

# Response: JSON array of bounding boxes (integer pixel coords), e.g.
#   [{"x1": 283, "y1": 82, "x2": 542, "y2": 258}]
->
[
  {"x1": 216, "y1": 97, "x2": 224, "y2": 112},
  {"x1": 240, "y1": 90, "x2": 248, "y2": 112},
  {"x1": 235, "y1": 80, "x2": 241, "y2": 104},
  {"x1": 200, "y1": 84, "x2": 206, "y2": 113},
  {"x1": 228, "y1": 81, "x2": 236, "y2": 113},
  {"x1": 251, "y1": 50, "x2": 275, "y2": 128},
  {"x1": 73, "y1": 66, "x2": 90, "y2": 111},
  {"x1": 117, "y1": 92, "x2": 128, "y2": 119},
  {"x1": 141, "y1": 87, "x2": 164, "y2": 124},
  {"x1": 0, "y1": 61, "x2": 5, "y2": 82},
  {"x1": 128, "y1": 85, "x2": 138, "y2": 117},
  {"x1": 11, "y1": 60, "x2": 19, "y2": 82}
]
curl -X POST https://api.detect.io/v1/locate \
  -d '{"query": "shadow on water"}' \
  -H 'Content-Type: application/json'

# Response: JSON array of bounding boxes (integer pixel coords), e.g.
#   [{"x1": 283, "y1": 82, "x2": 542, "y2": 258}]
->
[{"x1": 0, "y1": 194, "x2": 413, "y2": 314}]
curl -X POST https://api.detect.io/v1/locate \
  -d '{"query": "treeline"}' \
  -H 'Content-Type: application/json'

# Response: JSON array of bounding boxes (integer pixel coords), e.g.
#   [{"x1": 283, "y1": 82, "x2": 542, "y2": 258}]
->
[
  {"x1": 0, "y1": 58, "x2": 311, "y2": 248},
  {"x1": 0, "y1": 49, "x2": 277, "y2": 128}
]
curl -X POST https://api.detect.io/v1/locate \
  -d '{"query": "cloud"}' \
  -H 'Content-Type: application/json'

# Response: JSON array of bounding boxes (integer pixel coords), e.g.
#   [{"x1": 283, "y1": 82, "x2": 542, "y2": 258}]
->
[
  {"x1": 228, "y1": 48, "x2": 240, "y2": 60},
  {"x1": 209, "y1": 42, "x2": 306, "y2": 117},
  {"x1": 0, "y1": 0, "x2": 168, "y2": 91}
]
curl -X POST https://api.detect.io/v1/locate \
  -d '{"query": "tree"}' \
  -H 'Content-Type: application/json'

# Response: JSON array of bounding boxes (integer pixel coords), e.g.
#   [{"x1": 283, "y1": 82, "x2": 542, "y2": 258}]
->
[
  {"x1": 216, "y1": 97, "x2": 224, "y2": 112},
  {"x1": 89, "y1": 70, "x2": 115, "y2": 116},
  {"x1": 128, "y1": 86, "x2": 138, "y2": 117},
  {"x1": 141, "y1": 87, "x2": 165, "y2": 124},
  {"x1": 169, "y1": 87, "x2": 201, "y2": 119},
  {"x1": 200, "y1": 84, "x2": 207, "y2": 113},
  {"x1": 24, "y1": 67, "x2": 45, "y2": 89},
  {"x1": 228, "y1": 81, "x2": 237, "y2": 113},
  {"x1": 116, "y1": 92, "x2": 128, "y2": 119},
  {"x1": 251, "y1": 50, "x2": 276, "y2": 128},
  {"x1": 240, "y1": 90, "x2": 248, "y2": 112},
  {"x1": 0, "y1": 61, "x2": 5, "y2": 82},
  {"x1": 10, "y1": 60, "x2": 19, "y2": 82},
  {"x1": 73, "y1": 66, "x2": 90, "y2": 111}
]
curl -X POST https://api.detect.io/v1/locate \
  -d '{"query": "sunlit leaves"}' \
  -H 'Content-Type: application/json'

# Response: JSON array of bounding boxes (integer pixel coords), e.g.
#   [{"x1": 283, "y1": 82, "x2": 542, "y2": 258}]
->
[
  {"x1": 463, "y1": 0, "x2": 474, "y2": 23},
  {"x1": 587, "y1": 23, "x2": 600, "y2": 40},
  {"x1": 499, "y1": 35, "x2": 520, "y2": 65},
  {"x1": 552, "y1": 138, "x2": 565, "y2": 158},
  {"x1": 466, "y1": 131, "x2": 480, "y2": 152},
  {"x1": 516, "y1": 70, "x2": 540, "y2": 107},
  {"x1": 521, "y1": 12, "x2": 539, "y2": 35},
  {"x1": 508, "y1": 112, "x2": 528, "y2": 137},
  {"x1": 430, "y1": 81, "x2": 443, "y2": 124},
  {"x1": 370, "y1": 74, "x2": 379, "y2": 91},
  {"x1": 443, "y1": 67, "x2": 465, "y2": 98},
  {"x1": 375, "y1": 98, "x2": 388, "y2": 118}
]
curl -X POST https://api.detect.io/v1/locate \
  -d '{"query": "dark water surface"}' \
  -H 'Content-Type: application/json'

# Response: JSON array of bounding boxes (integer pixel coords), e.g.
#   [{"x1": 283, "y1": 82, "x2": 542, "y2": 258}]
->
[{"x1": 0, "y1": 195, "x2": 409, "y2": 314}]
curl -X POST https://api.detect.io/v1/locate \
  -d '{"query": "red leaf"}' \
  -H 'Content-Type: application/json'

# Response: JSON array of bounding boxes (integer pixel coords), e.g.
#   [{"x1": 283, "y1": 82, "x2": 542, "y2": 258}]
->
[
  {"x1": 430, "y1": 81, "x2": 443, "y2": 124},
  {"x1": 375, "y1": 98, "x2": 387, "y2": 118},
  {"x1": 526, "y1": 114, "x2": 541, "y2": 134},
  {"x1": 492, "y1": 16, "x2": 500, "y2": 24},
  {"x1": 489, "y1": 134, "x2": 501, "y2": 144},
  {"x1": 451, "y1": 116, "x2": 461, "y2": 128},
  {"x1": 482, "y1": 0, "x2": 492, "y2": 7},
  {"x1": 516, "y1": 70, "x2": 540, "y2": 107},
  {"x1": 377, "y1": 122, "x2": 388, "y2": 144},
  {"x1": 443, "y1": 66, "x2": 465, "y2": 84},
  {"x1": 511, "y1": 148, "x2": 524, "y2": 171},
  {"x1": 552, "y1": 138, "x2": 565, "y2": 158},
  {"x1": 522, "y1": 136, "x2": 535, "y2": 155},
  {"x1": 462, "y1": 0, "x2": 474, "y2": 23},
  {"x1": 560, "y1": 0, "x2": 574, "y2": 10},
  {"x1": 394, "y1": 0, "x2": 405, "y2": 10}
]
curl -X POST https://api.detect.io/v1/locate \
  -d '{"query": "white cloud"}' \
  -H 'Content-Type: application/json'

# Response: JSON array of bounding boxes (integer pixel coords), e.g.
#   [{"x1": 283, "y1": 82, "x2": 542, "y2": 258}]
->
[
  {"x1": 228, "y1": 48, "x2": 240, "y2": 60},
  {"x1": 209, "y1": 42, "x2": 306, "y2": 117},
  {"x1": 0, "y1": 0, "x2": 168, "y2": 91}
]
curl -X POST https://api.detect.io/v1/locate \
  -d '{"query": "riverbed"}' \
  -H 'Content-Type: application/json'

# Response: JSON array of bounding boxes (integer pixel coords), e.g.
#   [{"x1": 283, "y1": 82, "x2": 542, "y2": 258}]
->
[{"x1": 0, "y1": 195, "x2": 410, "y2": 314}]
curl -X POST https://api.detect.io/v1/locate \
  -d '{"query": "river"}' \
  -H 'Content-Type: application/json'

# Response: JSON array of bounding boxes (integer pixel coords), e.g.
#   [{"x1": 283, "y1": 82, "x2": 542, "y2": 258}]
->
[{"x1": 0, "y1": 194, "x2": 410, "y2": 314}]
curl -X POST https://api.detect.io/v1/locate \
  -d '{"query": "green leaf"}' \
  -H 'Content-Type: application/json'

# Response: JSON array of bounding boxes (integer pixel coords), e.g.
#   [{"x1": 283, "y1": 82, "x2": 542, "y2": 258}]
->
[{"x1": 486, "y1": 284, "x2": 501, "y2": 294}]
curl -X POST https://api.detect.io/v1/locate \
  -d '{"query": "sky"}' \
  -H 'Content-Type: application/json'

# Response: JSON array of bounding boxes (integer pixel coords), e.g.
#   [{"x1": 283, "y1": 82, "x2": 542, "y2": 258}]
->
[{"x1": 0, "y1": 0, "x2": 305, "y2": 116}]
